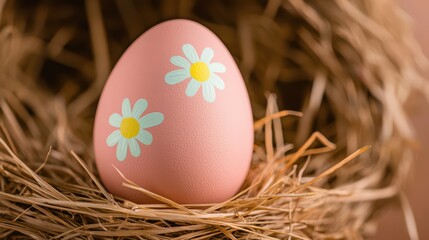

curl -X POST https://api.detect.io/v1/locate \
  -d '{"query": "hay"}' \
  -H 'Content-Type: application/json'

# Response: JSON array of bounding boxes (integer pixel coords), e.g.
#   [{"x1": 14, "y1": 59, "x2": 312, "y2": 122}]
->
[{"x1": 0, "y1": 0, "x2": 427, "y2": 239}]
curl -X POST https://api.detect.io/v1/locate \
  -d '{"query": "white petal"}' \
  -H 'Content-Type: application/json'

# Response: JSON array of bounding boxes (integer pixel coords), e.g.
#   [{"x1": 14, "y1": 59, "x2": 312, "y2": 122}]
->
[
  {"x1": 182, "y1": 44, "x2": 199, "y2": 63},
  {"x1": 136, "y1": 129, "x2": 153, "y2": 145},
  {"x1": 132, "y1": 99, "x2": 148, "y2": 119},
  {"x1": 139, "y1": 112, "x2": 164, "y2": 129},
  {"x1": 106, "y1": 130, "x2": 121, "y2": 147},
  {"x1": 116, "y1": 138, "x2": 128, "y2": 161},
  {"x1": 122, "y1": 98, "x2": 132, "y2": 117},
  {"x1": 165, "y1": 69, "x2": 190, "y2": 85},
  {"x1": 129, "y1": 138, "x2": 141, "y2": 157},
  {"x1": 170, "y1": 56, "x2": 190, "y2": 68},
  {"x1": 186, "y1": 79, "x2": 201, "y2": 97},
  {"x1": 200, "y1": 47, "x2": 214, "y2": 63},
  {"x1": 108, "y1": 113, "x2": 122, "y2": 127},
  {"x1": 211, "y1": 74, "x2": 225, "y2": 90},
  {"x1": 209, "y1": 63, "x2": 226, "y2": 73},
  {"x1": 202, "y1": 82, "x2": 216, "y2": 103}
]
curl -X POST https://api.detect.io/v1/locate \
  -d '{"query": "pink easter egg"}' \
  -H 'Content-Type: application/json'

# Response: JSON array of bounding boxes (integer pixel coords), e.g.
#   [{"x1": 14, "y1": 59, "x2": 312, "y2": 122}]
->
[{"x1": 93, "y1": 19, "x2": 253, "y2": 204}]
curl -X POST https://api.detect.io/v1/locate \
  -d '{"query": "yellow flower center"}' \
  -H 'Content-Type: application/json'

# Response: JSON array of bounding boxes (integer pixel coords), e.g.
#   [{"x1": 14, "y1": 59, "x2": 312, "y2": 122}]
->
[
  {"x1": 120, "y1": 117, "x2": 140, "y2": 139},
  {"x1": 190, "y1": 62, "x2": 210, "y2": 82}
]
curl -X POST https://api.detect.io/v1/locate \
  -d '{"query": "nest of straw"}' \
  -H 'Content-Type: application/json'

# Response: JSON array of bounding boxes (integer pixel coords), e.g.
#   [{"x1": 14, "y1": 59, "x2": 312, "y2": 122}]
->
[{"x1": 0, "y1": 0, "x2": 427, "y2": 239}]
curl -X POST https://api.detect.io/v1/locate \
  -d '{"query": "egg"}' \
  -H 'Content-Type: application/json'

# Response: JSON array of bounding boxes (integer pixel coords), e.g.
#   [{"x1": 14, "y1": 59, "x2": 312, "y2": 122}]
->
[{"x1": 93, "y1": 19, "x2": 253, "y2": 204}]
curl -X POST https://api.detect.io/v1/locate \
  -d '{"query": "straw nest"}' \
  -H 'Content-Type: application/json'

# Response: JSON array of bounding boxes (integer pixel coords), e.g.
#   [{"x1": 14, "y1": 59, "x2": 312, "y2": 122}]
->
[{"x1": 0, "y1": 0, "x2": 427, "y2": 239}]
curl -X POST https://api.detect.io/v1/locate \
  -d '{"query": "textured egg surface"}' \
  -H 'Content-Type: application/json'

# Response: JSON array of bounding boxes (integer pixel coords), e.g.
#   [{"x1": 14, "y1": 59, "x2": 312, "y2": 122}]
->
[{"x1": 93, "y1": 19, "x2": 253, "y2": 204}]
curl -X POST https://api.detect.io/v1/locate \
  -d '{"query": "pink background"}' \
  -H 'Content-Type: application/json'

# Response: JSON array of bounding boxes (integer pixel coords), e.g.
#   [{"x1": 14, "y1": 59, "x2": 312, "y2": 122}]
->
[{"x1": 376, "y1": 1, "x2": 429, "y2": 239}]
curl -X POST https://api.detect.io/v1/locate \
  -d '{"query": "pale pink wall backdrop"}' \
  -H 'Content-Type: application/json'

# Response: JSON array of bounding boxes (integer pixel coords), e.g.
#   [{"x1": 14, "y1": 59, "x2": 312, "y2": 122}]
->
[{"x1": 376, "y1": 0, "x2": 429, "y2": 239}]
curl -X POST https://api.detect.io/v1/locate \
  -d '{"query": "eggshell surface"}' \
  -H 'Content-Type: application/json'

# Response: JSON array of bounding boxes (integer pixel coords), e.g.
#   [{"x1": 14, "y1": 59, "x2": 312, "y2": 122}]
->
[{"x1": 93, "y1": 19, "x2": 253, "y2": 204}]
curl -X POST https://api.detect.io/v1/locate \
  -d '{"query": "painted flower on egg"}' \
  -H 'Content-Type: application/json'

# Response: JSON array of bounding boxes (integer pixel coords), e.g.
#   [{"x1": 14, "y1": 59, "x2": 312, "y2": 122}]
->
[
  {"x1": 106, "y1": 98, "x2": 164, "y2": 161},
  {"x1": 165, "y1": 44, "x2": 226, "y2": 103}
]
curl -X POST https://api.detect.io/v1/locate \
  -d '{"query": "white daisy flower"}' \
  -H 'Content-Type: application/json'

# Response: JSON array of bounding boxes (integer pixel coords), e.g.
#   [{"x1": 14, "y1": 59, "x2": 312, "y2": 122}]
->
[
  {"x1": 106, "y1": 98, "x2": 164, "y2": 161},
  {"x1": 165, "y1": 44, "x2": 226, "y2": 103}
]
